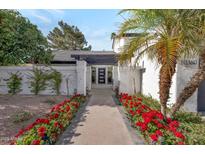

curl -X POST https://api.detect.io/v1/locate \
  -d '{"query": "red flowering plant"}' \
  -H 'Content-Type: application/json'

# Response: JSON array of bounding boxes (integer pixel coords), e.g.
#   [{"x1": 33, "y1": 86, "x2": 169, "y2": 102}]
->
[
  {"x1": 119, "y1": 93, "x2": 186, "y2": 145},
  {"x1": 11, "y1": 94, "x2": 86, "y2": 145}
]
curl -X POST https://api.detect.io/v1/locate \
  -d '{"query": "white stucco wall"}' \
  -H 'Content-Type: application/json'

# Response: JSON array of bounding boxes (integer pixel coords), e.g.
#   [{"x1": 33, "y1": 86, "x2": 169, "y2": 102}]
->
[
  {"x1": 0, "y1": 64, "x2": 78, "y2": 95},
  {"x1": 86, "y1": 66, "x2": 92, "y2": 91},
  {"x1": 113, "y1": 37, "x2": 177, "y2": 105},
  {"x1": 138, "y1": 56, "x2": 177, "y2": 105},
  {"x1": 118, "y1": 66, "x2": 141, "y2": 95},
  {"x1": 76, "y1": 60, "x2": 87, "y2": 96},
  {"x1": 112, "y1": 66, "x2": 118, "y2": 90},
  {"x1": 176, "y1": 58, "x2": 199, "y2": 112},
  {"x1": 113, "y1": 37, "x2": 130, "y2": 53}
]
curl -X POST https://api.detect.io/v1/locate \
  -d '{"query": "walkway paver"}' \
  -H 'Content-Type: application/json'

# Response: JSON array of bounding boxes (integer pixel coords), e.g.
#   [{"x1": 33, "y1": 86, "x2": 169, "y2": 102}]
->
[{"x1": 57, "y1": 89, "x2": 142, "y2": 145}]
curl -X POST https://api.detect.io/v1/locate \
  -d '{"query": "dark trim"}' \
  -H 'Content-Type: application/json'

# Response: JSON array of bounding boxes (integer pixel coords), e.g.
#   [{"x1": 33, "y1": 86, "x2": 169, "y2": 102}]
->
[{"x1": 51, "y1": 61, "x2": 76, "y2": 64}]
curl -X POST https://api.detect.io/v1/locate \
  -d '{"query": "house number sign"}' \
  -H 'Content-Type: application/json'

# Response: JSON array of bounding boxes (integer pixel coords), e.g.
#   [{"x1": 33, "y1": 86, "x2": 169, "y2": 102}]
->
[{"x1": 181, "y1": 59, "x2": 198, "y2": 65}]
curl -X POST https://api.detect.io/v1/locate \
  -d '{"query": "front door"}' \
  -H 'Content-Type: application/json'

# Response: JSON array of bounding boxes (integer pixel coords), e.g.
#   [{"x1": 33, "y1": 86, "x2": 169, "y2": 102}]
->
[{"x1": 98, "y1": 68, "x2": 106, "y2": 84}]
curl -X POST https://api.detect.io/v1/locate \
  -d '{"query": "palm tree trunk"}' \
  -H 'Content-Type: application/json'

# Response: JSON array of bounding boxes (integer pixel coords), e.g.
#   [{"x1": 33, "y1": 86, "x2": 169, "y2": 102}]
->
[
  {"x1": 170, "y1": 51, "x2": 205, "y2": 116},
  {"x1": 159, "y1": 64, "x2": 176, "y2": 116}
]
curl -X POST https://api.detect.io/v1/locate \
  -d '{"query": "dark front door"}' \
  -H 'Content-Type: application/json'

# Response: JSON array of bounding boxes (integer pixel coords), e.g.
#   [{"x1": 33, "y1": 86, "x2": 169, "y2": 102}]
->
[
  {"x1": 98, "y1": 68, "x2": 106, "y2": 84},
  {"x1": 198, "y1": 80, "x2": 205, "y2": 113}
]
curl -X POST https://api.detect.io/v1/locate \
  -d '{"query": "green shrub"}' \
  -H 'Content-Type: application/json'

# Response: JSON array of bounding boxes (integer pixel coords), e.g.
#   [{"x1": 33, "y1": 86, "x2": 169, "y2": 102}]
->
[
  {"x1": 136, "y1": 93, "x2": 161, "y2": 111},
  {"x1": 181, "y1": 122, "x2": 205, "y2": 145},
  {"x1": 29, "y1": 67, "x2": 48, "y2": 95},
  {"x1": 7, "y1": 72, "x2": 22, "y2": 95},
  {"x1": 48, "y1": 70, "x2": 62, "y2": 95},
  {"x1": 173, "y1": 112, "x2": 202, "y2": 124}
]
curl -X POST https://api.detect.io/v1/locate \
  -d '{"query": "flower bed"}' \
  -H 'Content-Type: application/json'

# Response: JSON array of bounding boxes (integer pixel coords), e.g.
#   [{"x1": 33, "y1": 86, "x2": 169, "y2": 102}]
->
[
  {"x1": 119, "y1": 93, "x2": 186, "y2": 145},
  {"x1": 11, "y1": 94, "x2": 86, "y2": 145}
]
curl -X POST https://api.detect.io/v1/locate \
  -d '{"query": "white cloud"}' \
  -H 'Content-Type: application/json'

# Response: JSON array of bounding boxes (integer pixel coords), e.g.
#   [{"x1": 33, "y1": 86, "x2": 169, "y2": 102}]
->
[
  {"x1": 30, "y1": 10, "x2": 52, "y2": 24},
  {"x1": 52, "y1": 9, "x2": 65, "y2": 14},
  {"x1": 45, "y1": 9, "x2": 65, "y2": 16}
]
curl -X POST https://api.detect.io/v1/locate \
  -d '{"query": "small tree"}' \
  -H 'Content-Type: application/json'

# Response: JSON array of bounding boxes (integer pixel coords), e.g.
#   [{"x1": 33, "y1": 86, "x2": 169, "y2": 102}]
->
[
  {"x1": 29, "y1": 67, "x2": 48, "y2": 95},
  {"x1": 48, "y1": 70, "x2": 62, "y2": 95},
  {"x1": 7, "y1": 72, "x2": 22, "y2": 95}
]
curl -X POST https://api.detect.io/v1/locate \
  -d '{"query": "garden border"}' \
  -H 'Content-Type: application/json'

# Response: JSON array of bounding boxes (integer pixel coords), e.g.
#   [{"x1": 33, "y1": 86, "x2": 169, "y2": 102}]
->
[
  {"x1": 55, "y1": 95, "x2": 91, "y2": 144},
  {"x1": 112, "y1": 95, "x2": 144, "y2": 145}
]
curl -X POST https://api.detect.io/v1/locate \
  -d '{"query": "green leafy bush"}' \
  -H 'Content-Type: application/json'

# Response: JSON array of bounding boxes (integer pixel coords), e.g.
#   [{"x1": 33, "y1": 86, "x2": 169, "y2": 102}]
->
[
  {"x1": 48, "y1": 70, "x2": 62, "y2": 95},
  {"x1": 136, "y1": 94, "x2": 161, "y2": 111},
  {"x1": 180, "y1": 122, "x2": 205, "y2": 145},
  {"x1": 7, "y1": 72, "x2": 22, "y2": 95},
  {"x1": 29, "y1": 67, "x2": 48, "y2": 95},
  {"x1": 173, "y1": 112, "x2": 202, "y2": 124}
]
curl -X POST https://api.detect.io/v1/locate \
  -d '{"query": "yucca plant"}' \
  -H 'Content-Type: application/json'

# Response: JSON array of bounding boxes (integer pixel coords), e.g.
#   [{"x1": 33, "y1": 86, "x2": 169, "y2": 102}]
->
[{"x1": 118, "y1": 9, "x2": 205, "y2": 116}]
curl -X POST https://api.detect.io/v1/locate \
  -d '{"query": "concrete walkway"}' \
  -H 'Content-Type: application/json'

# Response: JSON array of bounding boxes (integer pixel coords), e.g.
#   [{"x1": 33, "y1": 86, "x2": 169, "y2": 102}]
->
[{"x1": 57, "y1": 89, "x2": 142, "y2": 145}]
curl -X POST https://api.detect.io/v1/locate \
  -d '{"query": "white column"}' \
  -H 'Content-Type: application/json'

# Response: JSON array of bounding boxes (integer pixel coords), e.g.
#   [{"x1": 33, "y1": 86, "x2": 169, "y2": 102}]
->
[
  {"x1": 86, "y1": 66, "x2": 92, "y2": 90},
  {"x1": 112, "y1": 66, "x2": 118, "y2": 90},
  {"x1": 96, "y1": 66, "x2": 98, "y2": 84},
  {"x1": 77, "y1": 60, "x2": 87, "y2": 96},
  {"x1": 105, "y1": 67, "x2": 108, "y2": 85}
]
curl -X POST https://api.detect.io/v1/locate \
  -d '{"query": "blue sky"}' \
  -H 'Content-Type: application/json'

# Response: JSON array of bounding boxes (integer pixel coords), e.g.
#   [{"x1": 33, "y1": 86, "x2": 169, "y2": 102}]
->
[{"x1": 19, "y1": 9, "x2": 124, "y2": 50}]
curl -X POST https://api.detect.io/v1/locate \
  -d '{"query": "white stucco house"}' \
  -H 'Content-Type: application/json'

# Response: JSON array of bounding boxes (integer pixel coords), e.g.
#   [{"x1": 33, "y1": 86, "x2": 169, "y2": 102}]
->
[{"x1": 0, "y1": 33, "x2": 204, "y2": 114}]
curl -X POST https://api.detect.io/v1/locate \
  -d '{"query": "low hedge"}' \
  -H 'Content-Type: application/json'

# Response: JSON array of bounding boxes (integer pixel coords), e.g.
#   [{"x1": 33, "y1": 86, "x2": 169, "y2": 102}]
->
[{"x1": 11, "y1": 94, "x2": 86, "y2": 145}]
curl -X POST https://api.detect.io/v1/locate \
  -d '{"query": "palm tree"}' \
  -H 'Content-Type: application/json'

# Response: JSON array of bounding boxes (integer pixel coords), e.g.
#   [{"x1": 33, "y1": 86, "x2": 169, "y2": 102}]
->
[{"x1": 118, "y1": 9, "x2": 205, "y2": 116}]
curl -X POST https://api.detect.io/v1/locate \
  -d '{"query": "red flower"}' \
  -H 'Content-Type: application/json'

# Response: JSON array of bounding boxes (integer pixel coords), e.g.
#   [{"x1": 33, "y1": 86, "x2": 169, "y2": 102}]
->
[
  {"x1": 143, "y1": 117, "x2": 151, "y2": 124},
  {"x1": 136, "y1": 109, "x2": 141, "y2": 114},
  {"x1": 136, "y1": 122, "x2": 143, "y2": 126},
  {"x1": 37, "y1": 126, "x2": 46, "y2": 133},
  {"x1": 140, "y1": 123, "x2": 147, "y2": 131},
  {"x1": 174, "y1": 131, "x2": 185, "y2": 140},
  {"x1": 59, "y1": 124, "x2": 64, "y2": 130},
  {"x1": 156, "y1": 112, "x2": 164, "y2": 120},
  {"x1": 38, "y1": 133, "x2": 45, "y2": 137},
  {"x1": 150, "y1": 133, "x2": 158, "y2": 142},
  {"x1": 137, "y1": 98, "x2": 142, "y2": 101},
  {"x1": 32, "y1": 140, "x2": 41, "y2": 145},
  {"x1": 169, "y1": 120, "x2": 179, "y2": 128},
  {"x1": 37, "y1": 126, "x2": 46, "y2": 137},
  {"x1": 35, "y1": 118, "x2": 49, "y2": 125},
  {"x1": 169, "y1": 126, "x2": 177, "y2": 132},
  {"x1": 166, "y1": 117, "x2": 172, "y2": 123},
  {"x1": 157, "y1": 123, "x2": 164, "y2": 129},
  {"x1": 54, "y1": 113, "x2": 59, "y2": 118},
  {"x1": 54, "y1": 121, "x2": 59, "y2": 127},
  {"x1": 66, "y1": 106, "x2": 71, "y2": 112},
  {"x1": 15, "y1": 129, "x2": 25, "y2": 138},
  {"x1": 25, "y1": 124, "x2": 34, "y2": 131},
  {"x1": 177, "y1": 142, "x2": 185, "y2": 145},
  {"x1": 155, "y1": 130, "x2": 163, "y2": 136}
]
